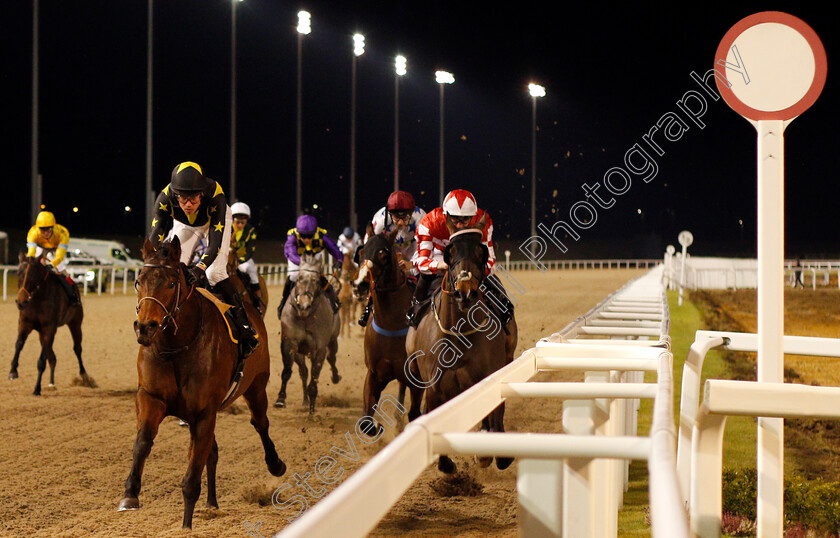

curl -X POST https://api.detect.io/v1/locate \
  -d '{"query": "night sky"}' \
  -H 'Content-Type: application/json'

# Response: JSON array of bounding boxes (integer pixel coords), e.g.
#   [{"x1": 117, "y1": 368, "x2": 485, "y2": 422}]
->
[{"x1": 1, "y1": 1, "x2": 838, "y2": 258}]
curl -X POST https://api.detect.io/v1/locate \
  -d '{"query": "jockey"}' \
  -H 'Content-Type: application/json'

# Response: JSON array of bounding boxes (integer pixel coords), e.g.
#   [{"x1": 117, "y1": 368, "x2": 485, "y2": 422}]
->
[
  {"x1": 230, "y1": 202, "x2": 264, "y2": 315},
  {"x1": 337, "y1": 226, "x2": 363, "y2": 258},
  {"x1": 278, "y1": 214, "x2": 343, "y2": 316},
  {"x1": 26, "y1": 210, "x2": 80, "y2": 304},
  {"x1": 407, "y1": 188, "x2": 512, "y2": 328},
  {"x1": 148, "y1": 161, "x2": 259, "y2": 358},
  {"x1": 357, "y1": 190, "x2": 426, "y2": 327}
]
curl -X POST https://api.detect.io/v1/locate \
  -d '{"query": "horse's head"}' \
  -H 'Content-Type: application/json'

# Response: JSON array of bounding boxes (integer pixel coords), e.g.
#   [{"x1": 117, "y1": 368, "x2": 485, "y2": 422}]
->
[
  {"x1": 15, "y1": 252, "x2": 51, "y2": 310},
  {"x1": 443, "y1": 214, "x2": 488, "y2": 312},
  {"x1": 353, "y1": 225, "x2": 399, "y2": 300},
  {"x1": 134, "y1": 236, "x2": 187, "y2": 346}
]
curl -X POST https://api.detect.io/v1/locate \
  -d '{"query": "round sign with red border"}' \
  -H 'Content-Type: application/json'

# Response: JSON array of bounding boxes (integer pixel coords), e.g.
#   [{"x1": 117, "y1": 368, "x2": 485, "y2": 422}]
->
[{"x1": 715, "y1": 11, "x2": 827, "y2": 121}]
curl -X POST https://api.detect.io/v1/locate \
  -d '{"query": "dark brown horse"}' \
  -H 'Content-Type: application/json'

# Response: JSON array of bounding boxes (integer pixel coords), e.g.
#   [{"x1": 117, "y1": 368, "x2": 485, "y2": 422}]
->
[
  {"x1": 405, "y1": 217, "x2": 518, "y2": 474},
  {"x1": 119, "y1": 237, "x2": 285, "y2": 530},
  {"x1": 9, "y1": 253, "x2": 88, "y2": 395},
  {"x1": 353, "y1": 226, "x2": 423, "y2": 435},
  {"x1": 226, "y1": 236, "x2": 268, "y2": 318}
]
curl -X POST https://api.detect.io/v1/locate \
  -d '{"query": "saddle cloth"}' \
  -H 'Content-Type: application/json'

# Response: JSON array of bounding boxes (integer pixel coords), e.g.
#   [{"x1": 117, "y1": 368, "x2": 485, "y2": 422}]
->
[{"x1": 195, "y1": 287, "x2": 239, "y2": 344}]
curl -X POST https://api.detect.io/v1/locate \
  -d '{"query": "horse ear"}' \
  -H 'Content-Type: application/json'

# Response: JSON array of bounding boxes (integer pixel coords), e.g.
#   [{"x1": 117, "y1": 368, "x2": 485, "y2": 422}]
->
[
  {"x1": 353, "y1": 245, "x2": 363, "y2": 264},
  {"x1": 474, "y1": 212, "x2": 487, "y2": 232},
  {"x1": 141, "y1": 237, "x2": 155, "y2": 260},
  {"x1": 18, "y1": 250, "x2": 26, "y2": 263},
  {"x1": 444, "y1": 243, "x2": 453, "y2": 265},
  {"x1": 481, "y1": 244, "x2": 489, "y2": 268},
  {"x1": 365, "y1": 221, "x2": 375, "y2": 239},
  {"x1": 169, "y1": 236, "x2": 182, "y2": 261},
  {"x1": 444, "y1": 216, "x2": 456, "y2": 236},
  {"x1": 386, "y1": 228, "x2": 399, "y2": 245}
]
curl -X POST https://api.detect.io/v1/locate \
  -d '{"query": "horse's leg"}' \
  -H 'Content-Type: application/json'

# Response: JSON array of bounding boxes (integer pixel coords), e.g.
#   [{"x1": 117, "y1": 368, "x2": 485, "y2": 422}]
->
[
  {"x1": 119, "y1": 388, "x2": 167, "y2": 511},
  {"x1": 306, "y1": 350, "x2": 326, "y2": 414},
  {"x1": 491, "y1": 401, "x2": 514, "y2": 470},
  {"x1": 68, "y1": 314, "x2": 88, "y2": 378},
  {"x1": 475, "y1": 416, "x2": 494, "y2": 468},
  {"x1": 297, "y1": 353, "x2": 309, "y2": 406},
  {"x1": 9, "y1": 323, "x2": 33, "y2": 380},
  {"x1": 425, "y1": 389, "x2": 456, "y2": 474},
  {"x1": 407, "y1": 384, "x2": 424, "y2": 423},
  {"x1": 326, "y1": 335, "x2": 340, "y2": 384},
  {"x1": 243, "y1": 373, "x2": 286, "y2": 477},
  {"x1": 361, "y1": 368, "x2": 386, "y2": 437},
  {"x1": 205, "y1": 436, "x2": 219, "y2": 509},
  {"x1": 181, "y1": 413, "x2": 217, "y2": 530},
  {"x1": 398, "y1": 381, "x2": 407, "y2": 407},
  {"x1": 274, "y1": 340, "x2": 294, "y2": 408},
  {"x1": 33, "y1": 325, "x2": 57, "y2": 395}
]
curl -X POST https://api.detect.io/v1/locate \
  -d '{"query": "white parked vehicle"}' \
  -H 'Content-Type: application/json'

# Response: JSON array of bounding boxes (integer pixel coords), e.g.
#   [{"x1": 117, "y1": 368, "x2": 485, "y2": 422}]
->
[
  {"x1": 68, "y1": 238, "x2": 142, "y2": 280},
  {"x1": 64, "y1": 249, "x2": 111, "y2": 291}
]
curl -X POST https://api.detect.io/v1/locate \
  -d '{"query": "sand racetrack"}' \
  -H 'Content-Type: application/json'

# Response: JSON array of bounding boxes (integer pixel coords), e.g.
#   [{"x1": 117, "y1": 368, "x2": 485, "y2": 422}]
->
[{"x1": 0, "y1": 269, "x2": 646, "y2": 538}]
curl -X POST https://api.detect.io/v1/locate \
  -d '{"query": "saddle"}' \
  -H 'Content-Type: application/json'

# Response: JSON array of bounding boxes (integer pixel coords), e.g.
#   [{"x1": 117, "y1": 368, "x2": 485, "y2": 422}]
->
[{"x1": 194, "y1": 287, "x2": 247, "y2": 410}]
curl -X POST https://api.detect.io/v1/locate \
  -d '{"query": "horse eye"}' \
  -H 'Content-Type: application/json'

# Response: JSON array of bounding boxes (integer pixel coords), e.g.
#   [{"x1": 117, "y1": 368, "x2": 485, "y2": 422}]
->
[{"x1": 168, "y1": 280, "x2": 176, "y2": 289}]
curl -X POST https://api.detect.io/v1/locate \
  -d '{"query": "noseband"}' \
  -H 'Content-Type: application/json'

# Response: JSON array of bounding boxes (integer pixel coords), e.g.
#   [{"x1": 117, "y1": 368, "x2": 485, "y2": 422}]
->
[
  {"x1": 136, "y1": 263, "x2": 193, "y2": 335},
  {"x1": 18, "y1": 261, "x2": 50, "y2": 302}
]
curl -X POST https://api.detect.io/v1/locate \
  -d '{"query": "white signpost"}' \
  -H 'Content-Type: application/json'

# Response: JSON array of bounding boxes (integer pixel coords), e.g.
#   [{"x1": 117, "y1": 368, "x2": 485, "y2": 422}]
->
[
  {"x1": 677, "y1": 232, "x2": 692, "y2": 306},
  {"x1": 714, "y1": 11, "x2": 826, "y2": 537},
  {"x1": 665, "y1": 244, "x2": 676, "y2": 289}
]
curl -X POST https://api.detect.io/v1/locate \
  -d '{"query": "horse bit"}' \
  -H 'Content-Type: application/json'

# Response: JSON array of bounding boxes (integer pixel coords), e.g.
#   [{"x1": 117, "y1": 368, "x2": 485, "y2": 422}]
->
[{"x1": 135, "y1": 263, "x2": 190, "y2": 335}]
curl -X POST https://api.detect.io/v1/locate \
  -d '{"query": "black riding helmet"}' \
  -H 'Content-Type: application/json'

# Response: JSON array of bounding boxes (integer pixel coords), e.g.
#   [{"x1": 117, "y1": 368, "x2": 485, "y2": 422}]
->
[{"x1": 170, "y1": 162, "x2": 208, "y2": 196}]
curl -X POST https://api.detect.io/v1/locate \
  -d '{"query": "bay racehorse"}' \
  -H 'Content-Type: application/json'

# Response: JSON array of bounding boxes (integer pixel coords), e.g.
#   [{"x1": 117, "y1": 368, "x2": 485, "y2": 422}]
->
[
  {"x1": 275, "y1": 253, "x2": 341, "y2": 413},
  {"x1": 9, "y1": 253, "x2": 89, "y2": 395},
  {"x1": 405, "y1": 216, "x2": 518, "y2": 474},
  {"x1": 338, "y1": 252, "x2": 361, "y2": 338},
  {"x1": 353, "y1": 227, "x2": 423, "y2": 435},
  {"x1": 120, "y1": 237, "x2": 285, "y2": 530}
]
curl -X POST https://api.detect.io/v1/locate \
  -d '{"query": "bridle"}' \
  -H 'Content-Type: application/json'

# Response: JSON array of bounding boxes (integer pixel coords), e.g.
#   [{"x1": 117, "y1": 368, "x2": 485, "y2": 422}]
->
[
  {"x1": 135, "y1": 263, "x2": 194, "y2": 336},
  {"x1": 354, "y1": 238, "x2": 407, "y2": 296},
  {"x1": 17, "y1": 259, "x2": 50, "y2": 303}
]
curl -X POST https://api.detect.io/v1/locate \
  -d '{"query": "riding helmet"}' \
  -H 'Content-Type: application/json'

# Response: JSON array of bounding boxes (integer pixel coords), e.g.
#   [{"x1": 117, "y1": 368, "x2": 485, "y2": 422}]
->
[
  {"x1": 342, "y1": 226, "x2": 354, "y2": 238},
  {"x1": 296, "y1": 214, "x2": 318, "y2": 235},
  {"x1": 170, "y1": 162, "x2": 206, "y2": 194},
  {"x1": 231, "y1": 202, "x2": 251, "y2": 218},
  {"x1": 387, "y1": 190, "x2": 415, "y2": 212},
  {"x1": 442, "y1": 189, "x2": 478, "y2": 217},
  {"x1": 35, "y1": 210, "x2": 56, "y2": 228}
]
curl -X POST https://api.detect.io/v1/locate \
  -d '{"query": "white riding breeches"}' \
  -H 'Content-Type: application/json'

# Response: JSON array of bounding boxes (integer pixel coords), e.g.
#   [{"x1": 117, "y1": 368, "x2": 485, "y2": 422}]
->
[
  {"x1": 287, "y1": 250, "x2": 326, "y2": 282},
  {"x1": 35, "y1": 247, "x2": 67, "y2": 273},
  {"x1": 166, "y1": 206, "x2": 233, "y2": 286},
  {"x1": 237, "y1": 258, "x2": 259, "y2": 284}
]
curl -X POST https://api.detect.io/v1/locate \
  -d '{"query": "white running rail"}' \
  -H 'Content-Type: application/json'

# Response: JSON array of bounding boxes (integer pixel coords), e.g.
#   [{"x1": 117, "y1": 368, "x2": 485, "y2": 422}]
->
[{"x1": 274, "y1": 265, "x2": 688, "y2": 537}]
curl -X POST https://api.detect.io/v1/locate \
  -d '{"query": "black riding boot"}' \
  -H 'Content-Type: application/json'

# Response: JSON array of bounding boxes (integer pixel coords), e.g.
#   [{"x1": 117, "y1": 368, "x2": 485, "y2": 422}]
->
[
  {"x1": 320, "y1": 276, "x2": 341, "y2": 314},
  {"x1": 216, "y1": 278, "x2": 259, "y2": 358},
  {"x1": 358, "y1": 296, "x2": 373, "y2": 327},
  {"x1": 406, "y1": 274, "x2": 434, "y2": 328},
  {"x1": 248, "y1": 282, "x2": 265, "y2": 315},
  {"x1": 58, "y1": 274, "x2": 81, "y2": 305},
  {"x1": 277, "y1": 276, "x2": 294, "y2": 319}
]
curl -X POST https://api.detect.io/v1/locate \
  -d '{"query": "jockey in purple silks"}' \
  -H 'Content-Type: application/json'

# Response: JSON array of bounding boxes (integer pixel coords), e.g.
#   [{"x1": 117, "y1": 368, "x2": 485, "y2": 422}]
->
[{"x1": 277, "y1": 214, "x2": 344, "y2": 318}]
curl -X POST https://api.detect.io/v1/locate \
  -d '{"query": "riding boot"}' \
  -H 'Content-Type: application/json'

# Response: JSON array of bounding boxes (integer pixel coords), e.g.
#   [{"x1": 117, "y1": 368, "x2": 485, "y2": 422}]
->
[
  {"x1": 320, "y1": 276, "x2": 341, "y2": 314},
  {"x1": 57, "y1": 273, "x2": 81, "y2": 305},
  {"x1": 406, "y1": 274, "x2": 433, "y2": 328},
  {"x1": 248, "y1": 282, "x2": 265, "y2": 315},
  {"x1": 277, "y1": 276, "x2": 294, "y2": 319},
  {"x1": 215, "y1": 278, "x2": 259, "y2": 358},
  {"x1": 358, "y1": 296, "x2": 373, "y2": 327}
]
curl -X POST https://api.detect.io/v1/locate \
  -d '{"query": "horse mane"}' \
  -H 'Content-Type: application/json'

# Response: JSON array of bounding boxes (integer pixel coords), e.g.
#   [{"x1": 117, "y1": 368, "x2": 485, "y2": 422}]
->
[{"x1": 299, "y1": 253, "x2": 321, "y2": 274}]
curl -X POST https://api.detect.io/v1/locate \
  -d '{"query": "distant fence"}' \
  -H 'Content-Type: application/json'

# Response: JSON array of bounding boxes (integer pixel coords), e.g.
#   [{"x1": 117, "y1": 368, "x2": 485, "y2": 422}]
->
[{"x1": 662, "y1": 257, "x2": 840, "y2": 291}]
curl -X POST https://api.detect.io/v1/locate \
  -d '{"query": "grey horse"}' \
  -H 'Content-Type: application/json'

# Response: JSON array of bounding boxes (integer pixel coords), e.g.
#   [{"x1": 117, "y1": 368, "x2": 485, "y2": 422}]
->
[{"x1": 274, "y1": 253, "x2": 341, "y2": 413}]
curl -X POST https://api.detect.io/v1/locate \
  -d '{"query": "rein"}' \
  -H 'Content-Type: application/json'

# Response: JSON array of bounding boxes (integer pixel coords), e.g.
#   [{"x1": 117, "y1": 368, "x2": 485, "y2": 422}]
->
[{"x1": 432, "y1": 267, "x2": 489, "y2": 337}]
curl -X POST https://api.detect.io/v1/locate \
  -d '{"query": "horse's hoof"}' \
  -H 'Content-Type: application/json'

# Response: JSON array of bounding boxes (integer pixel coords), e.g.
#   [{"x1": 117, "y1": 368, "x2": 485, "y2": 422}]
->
[
  {"x1": 205, "y1": 501, "x2": 219, "y2": 509},
  {"x1": 331, "y1": 373, "x2": 342, "y2": 384},
  {"x1": 475, "y1": 455, "x2": 493, "y2": 468},
  {"x1": 8, "y1": 372, "x2": 18, "y2": 380},
  {"x1": 117, "y1": 497, "x2": 140, "y2": 511},
  {"x1": 269, "y1": 458, "x2": 287, "y2": 477},
  {"x1": 438, "y1": 456, "x2": 456, "y2": 474},
  {"x1": 48, "y1": 383, "x2": 56, "y2": 388},
  {"x1": 178, "y1": 420, "x2": 189, "y2": 427},
  {"x1": 32, "y1": 390, "x2": 41, "y2": 396},
  {"x1": 274, "y1": 399, "x2": 286, "y2": 409},
  {"x1": 495, "y1": 456, "x2": 514, "y2": 470}
]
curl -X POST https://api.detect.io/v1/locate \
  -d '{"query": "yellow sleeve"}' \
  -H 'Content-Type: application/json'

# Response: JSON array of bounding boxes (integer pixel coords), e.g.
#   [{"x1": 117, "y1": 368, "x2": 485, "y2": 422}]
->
[
  {"x1": 51, "y1": 225, "x2": 70, "y2": 267},
  {"x1": 25, "y1": 226, "x2": 39, "y2": 257}
]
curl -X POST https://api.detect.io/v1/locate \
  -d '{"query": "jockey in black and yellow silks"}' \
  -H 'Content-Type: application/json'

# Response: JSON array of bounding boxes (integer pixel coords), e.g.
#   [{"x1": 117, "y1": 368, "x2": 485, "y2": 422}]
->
[
  {"x1": 230, "y1": 202, "x2": 264, "y2": 314},
  {"x1": 147, "y1": 161, "x2": 259, "y2": 358}
]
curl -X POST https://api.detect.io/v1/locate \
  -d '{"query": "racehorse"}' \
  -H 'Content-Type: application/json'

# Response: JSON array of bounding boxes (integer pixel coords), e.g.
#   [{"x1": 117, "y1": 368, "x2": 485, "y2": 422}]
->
[
  {"x1": 9, "y1": 253, "x2": 89, "y2": 396},
  {"x1": 405, "y1": 216, "x2": 518, "y2": 474},
  {"x1": 354, "y1": 226, "x2": 423, "y2": 434},
  {"x1": 226, "y1": 236, "x2": 268, "y2": 317},
  {"x1": 120, "y1": 237, "x2": 285, "y2": 530},
  {"x1": 275, "y1": 253, "x2": 341, "y2": 413},
  {"x1": 338, "y1": 252, "x2": 361, "y2": 338}
]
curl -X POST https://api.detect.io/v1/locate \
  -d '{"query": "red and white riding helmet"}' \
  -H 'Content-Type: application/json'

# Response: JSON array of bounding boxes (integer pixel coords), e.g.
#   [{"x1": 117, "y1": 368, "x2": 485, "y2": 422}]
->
[{"x1": 442, "y1": 189, "x2": 478, "y2": 217}]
